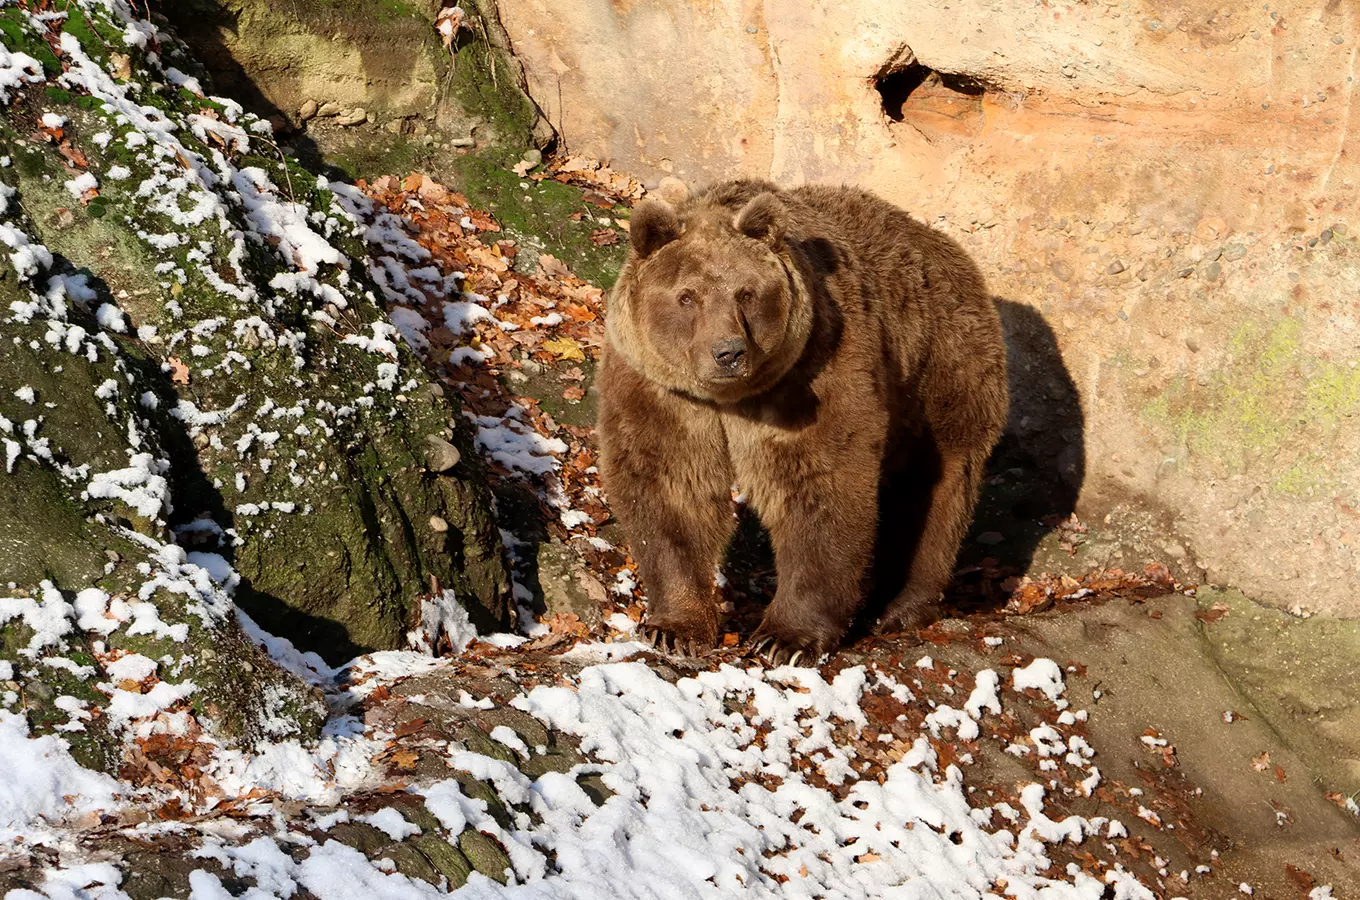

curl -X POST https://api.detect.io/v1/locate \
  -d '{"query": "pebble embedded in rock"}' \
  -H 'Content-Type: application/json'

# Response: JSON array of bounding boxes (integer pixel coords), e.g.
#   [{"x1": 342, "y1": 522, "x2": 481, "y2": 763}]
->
[
  {"x1": 1222, "y1": 243, "x2": 1247, "y2": 261},
  {"x1": 316, "y1": 101, "x2": 343, "y2": 117},
  {"x1": 429, "y1": 516, "x2": 449, "y2": 534},
  {"x1": 1050, "y1": 260, "x2": 1073, "y2": 282},
  {"x1": 299, "y1": 99, "x2": 318, "y2": 121},
  {"x1": 424, "y1": 435, "x2": 462, "y2": 473},
  {"x1": 1107, "y1": 259, "x2": 1125, "y2": 275},
  {"x1": 337, "y1": 108, "x2": 368, "y2": 127},
  {"x1": 1203, "y1": 261, "x2": 1222, "y2": 281}
]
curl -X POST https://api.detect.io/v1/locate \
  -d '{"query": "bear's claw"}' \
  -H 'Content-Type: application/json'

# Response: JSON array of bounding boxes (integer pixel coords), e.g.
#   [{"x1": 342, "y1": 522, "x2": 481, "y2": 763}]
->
[
  {"x1": 638, "y1": 624, "x2": 708, "y2": 658},
  {"x1": 748, "y1": 635, "x2": 824, "y2": 668}
]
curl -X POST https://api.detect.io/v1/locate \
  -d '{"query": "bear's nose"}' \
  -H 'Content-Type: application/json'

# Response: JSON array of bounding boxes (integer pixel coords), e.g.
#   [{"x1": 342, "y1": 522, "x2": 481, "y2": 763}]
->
[{"x1": 711, "y1": 338, "x2": 747, "y2": 371}]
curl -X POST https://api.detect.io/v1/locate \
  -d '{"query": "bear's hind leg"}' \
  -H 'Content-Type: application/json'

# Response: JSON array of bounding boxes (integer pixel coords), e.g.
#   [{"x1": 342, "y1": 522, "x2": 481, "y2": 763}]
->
[{"x1": 874, "y1": 448, "x2": 988, "y2": 634}]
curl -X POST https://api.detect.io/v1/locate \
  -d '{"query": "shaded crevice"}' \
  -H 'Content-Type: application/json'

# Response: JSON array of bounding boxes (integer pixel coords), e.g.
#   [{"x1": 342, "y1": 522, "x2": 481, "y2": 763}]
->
[{"x1": 874, "y1": 60, "x2": 991, "y2": 122}]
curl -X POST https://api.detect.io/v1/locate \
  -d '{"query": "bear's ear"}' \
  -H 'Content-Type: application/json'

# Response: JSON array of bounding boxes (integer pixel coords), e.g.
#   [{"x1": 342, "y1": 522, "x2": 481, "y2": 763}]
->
[
  {"x1": 629, "y1": 199, "x2": 681, "y2": 258},
  {"x1": 734, "y1": 192, "x2": 787, "y2": 246}
]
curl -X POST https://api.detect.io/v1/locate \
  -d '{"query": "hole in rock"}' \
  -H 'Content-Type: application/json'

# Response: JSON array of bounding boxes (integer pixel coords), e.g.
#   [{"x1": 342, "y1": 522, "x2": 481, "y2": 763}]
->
[{"x1": 875, "y1": 62, "x2": 990, "y2": 122}]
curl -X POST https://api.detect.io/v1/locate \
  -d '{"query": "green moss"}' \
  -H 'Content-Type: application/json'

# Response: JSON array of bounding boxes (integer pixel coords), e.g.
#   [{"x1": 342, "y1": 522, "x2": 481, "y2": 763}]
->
[
  {"x1": 453, "y1": 157, "x2": 627, "y2": 289},
  {"x1": 0, "y1": 9, "x2": 62, "y2": 74},
  {"x1": 1140, "y1": 317, "x2": 1359, "y2": 482}
]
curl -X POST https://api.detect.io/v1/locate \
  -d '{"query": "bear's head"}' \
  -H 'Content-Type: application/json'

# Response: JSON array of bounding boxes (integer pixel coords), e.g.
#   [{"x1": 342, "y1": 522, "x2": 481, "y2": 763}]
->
[{"x1": 606, "y1": 190, "x2": 813, "y2": 403}]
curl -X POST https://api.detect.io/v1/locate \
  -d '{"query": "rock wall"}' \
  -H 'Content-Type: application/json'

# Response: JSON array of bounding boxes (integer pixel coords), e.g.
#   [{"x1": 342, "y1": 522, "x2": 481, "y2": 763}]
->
[{"x1": 498, "y1": 0, "x2": 1360, "y2": 616}]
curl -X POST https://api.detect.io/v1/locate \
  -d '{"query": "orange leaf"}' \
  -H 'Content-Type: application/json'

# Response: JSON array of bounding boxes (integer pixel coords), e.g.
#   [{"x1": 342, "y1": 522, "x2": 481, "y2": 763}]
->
[
  {"x1": 1251, "y1": 751, "x2": 1271, "y2": 772},
  {"x1": 168, "y1": 357, "x2": 190, "y2": 384},
  {"x1": 1195, "y1": 603, "x2": 1230, "y2": 624},
  {"x1": 393, "y1": 717, "x2": 428, "y2": 738}
]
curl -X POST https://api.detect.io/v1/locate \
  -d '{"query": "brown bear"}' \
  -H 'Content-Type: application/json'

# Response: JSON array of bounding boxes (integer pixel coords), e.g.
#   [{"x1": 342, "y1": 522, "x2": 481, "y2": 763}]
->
[{"x1": 597, "y1": 179, "x2": 1008, "y2": 663}]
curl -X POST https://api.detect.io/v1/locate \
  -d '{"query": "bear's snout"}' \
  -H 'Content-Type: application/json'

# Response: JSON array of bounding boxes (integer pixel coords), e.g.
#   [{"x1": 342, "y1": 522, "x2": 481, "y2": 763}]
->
[{"x1": 710, "y1": 337, "x2": 748, "y2": 374}]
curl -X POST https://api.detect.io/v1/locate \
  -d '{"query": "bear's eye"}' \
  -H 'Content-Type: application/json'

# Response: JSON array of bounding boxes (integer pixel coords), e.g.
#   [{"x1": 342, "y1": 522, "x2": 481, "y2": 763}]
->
[
  {"x1": 677, "y1": 290, "x2": 695, "y2": 307},
  {"x1": 737, "y1": 288, "x2": 754, "y2": 304}
]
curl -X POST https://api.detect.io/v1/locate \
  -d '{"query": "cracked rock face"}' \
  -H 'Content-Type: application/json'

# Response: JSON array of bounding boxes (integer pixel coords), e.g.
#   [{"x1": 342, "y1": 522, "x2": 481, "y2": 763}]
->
[{"x1": 495, "y1": 0, "x2": 1360, "y2": 616}]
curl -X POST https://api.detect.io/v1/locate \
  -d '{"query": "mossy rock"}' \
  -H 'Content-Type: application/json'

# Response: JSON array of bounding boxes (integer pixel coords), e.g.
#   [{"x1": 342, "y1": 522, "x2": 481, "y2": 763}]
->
[{"x1": 1, "y1": 6, "x2": 515, "y2": 664}]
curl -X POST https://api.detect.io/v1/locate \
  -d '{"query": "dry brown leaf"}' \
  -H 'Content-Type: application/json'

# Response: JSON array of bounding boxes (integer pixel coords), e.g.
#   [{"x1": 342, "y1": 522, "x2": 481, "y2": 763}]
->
[
  {"x1": 542, "y1": 336, "x2": 586, "y2": 362},
  {"x1": 1195, "y1": 602, "x2": 1230, "y2": 624},
  {"x1": 435, "y1": 5, "x2": 466, "y2": 49},
  {"x1": 393, "y1": 717, "x2": 428, "y2": 738},
  {"x1": 562, "y1": 385, "x2": 585, "y2": 402},
  {"x1": 537, "y1": 253, "x2": 570, "y2": 278},
  {"x1": 589, "y1": 228, "x2": 619, "y2": 246},
  {"x1": 389, "y1": 749, "x2": 419, "y2": 770},
  {"x1": 1251, "y1": 751, "x2": 1271, "y2": 772},
  {"x1": 168, "y1": 357, "x2": 190, "y2": 385}
]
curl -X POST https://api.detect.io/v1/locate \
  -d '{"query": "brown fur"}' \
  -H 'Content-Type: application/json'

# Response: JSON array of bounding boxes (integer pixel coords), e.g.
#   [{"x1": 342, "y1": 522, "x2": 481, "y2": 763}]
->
[{"x1": 597, "y1": 180, "x2": 1008, "y2": 659}]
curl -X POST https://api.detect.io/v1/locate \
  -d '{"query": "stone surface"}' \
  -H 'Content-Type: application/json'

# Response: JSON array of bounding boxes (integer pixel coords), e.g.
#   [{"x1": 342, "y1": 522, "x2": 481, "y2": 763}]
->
[
  {"x1": 888, "y1": 594, "x2": 1360, "y2": 894},
  {"x1": 496, "y1": 0, "x2": 1360, "y2": 617}
]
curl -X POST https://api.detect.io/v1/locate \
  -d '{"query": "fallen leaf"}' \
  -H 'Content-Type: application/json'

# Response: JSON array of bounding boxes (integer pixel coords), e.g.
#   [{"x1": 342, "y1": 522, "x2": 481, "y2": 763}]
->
[
  {"x1": 545, "y1": 612, "x2": 590, "y2": 638},
  {"x1": 542, "y1": 336, "x2": 586, "y2": 362},
  {"x1": 1284, "y1": 864, "x2": 1316, "y2": 892},
  {"x1": 1251, "y1": 751, "x2": 1271, "y2": 772},
  {"x1": 582, "y1": 189, "x2": 615, "y2": 209},
  {"x1": 389, "y1": 749, "x2": 419, "y2": 770},
  {"x1": 722, "y1": 633, "x2": 740, "y2": 648},
  {"x1": 57, "y1": 141, "x2": 88, "y2": 169},
  {"x1": 557, "y1": 156, "x2": 599, "y2": 174},
  {"x1": 393, "y1": 717, "x2": 428, "y2": 738},
  {"x1": 1274, "y1": 764, "x2": 1287, "y2": 783},
  {"x1": 562, "y1": 385, "x2": 585, "y2": 402},
  {"x1": 168, "y1": 357, "x2": 190, "y2": 385},
  {"x1": 590, "y1": 228, "x2": 619, "y2": 246},
  {"x1": 1195, "y1": 602, "x2": 1230, "y2": 624}
]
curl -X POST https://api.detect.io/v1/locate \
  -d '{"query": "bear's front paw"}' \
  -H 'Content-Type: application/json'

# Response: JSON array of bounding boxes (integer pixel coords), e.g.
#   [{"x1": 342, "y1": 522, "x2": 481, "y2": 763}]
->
[
  {"x1": 872, "y1": 596, "x2": 942, "y2": 637},
  {"x1": 639, "y1": 617, "x2": 718, "y2": 657},
  {"x1": 748, "y1": 619, "x2": 838, "y2": 668}
]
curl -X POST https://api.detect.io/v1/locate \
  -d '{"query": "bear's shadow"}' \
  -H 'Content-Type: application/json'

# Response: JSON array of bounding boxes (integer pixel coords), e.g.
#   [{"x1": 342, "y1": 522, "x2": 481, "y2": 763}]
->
[{"x1": 721, "y1": 297, "x2": 1084, "y2": 636}]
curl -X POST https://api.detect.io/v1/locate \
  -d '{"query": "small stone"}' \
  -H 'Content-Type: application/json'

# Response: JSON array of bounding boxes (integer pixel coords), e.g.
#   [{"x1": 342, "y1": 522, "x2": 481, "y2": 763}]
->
[
  {"x1": 385, "y1": 118, "x2": 406, "y2": 134},
  {"x1": 1203, "y1": 261, "x2": 1222, "y2": 281},
  {"x1": 1332, "y1": 223, "x2": 1348, "y2": 235},
  {"x1": 1050, "y1": 259, "x2": 1073, "y2": 282},
  {"x1": 1320, "y1": 229, "x2": 1333, "y2": 244},
  {"x1": 746, "y1": 24, "x2": 759, "y2": 33},
  {"x1": 429, "y1": 516, "x2": 449, "y2": 533},
  {"x1": 656, "y1": 176, "x2": 690, "y2": 205},
  {"x1": 337, "y1": 108, "x2": 368, "y2": 127},
  {"x1": 1106, "y1": 259, "x2": 1125, "y2": 275},
  {"x1": 1185, "y1": 336, "x2": 1200, "y2": 353},
  {"x1": 424, "y1": 435, "x2": 462, "y2": 473},
  {"x1": 1178, "y1": 267, "x2": 1194, "y2": 278},
  {"x1": 316, "y1": 101, "x2": 343, "y2": 117},
  {"x1": 1195, "y1": 216, "x2": 1227, "y2": 241},
  {"x1": 1222, "y1": 243, "x2": 1247, "y2": 261},
  {"x1": 450, "y1": 136, "x2": 476, "y2": 147},
  {"x1": 1136, "y1": 265, "x2": 1153, "y2": 282},
  {"x1": 1333, "y1": 35, "x2": 1345, "y2": 44},
  {"x1": 298, "y1": 99, "x2": 319, "y2": 121},
  {"x1": 1117, "y1": 309, "x2": 1129, "y2": 321},
  {"x1": 104, "y1": 549, "x2": 121, "y2": 563},
  {"x1": 521, "y1": 147, "x2": 543, "y2": 166}
]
